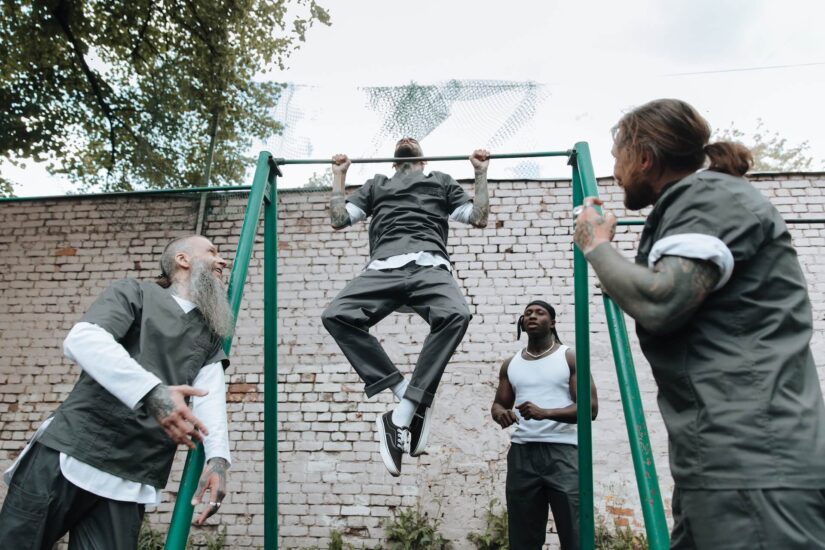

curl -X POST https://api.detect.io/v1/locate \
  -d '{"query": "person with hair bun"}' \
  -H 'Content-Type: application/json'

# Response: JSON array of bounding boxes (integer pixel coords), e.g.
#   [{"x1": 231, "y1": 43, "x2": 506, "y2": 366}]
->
[{"x1": 574, "y1": 99, "x2": 825, "y2": 549}]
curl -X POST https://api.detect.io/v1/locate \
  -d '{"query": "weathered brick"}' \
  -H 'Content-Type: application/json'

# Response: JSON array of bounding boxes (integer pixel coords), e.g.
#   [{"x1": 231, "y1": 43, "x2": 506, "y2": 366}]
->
[{"x1": 2, "y1": 175, "x2": 824, "y2": 549}]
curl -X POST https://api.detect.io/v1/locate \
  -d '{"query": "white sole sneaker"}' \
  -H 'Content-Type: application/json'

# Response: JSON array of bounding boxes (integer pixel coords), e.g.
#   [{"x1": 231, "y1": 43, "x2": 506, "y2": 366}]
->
[
  {"x1": 376, "y1": 413, "x2": 402, "y2": 477},
  {"x1": 409, "y1": 405, "x2": 433, "y2": 457}
]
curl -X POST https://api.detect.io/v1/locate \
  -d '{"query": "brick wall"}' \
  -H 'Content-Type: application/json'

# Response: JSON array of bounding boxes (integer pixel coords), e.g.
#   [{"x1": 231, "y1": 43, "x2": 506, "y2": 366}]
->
[{"x1": 1, "y1": 173, "x2": 823, "y2": 549}]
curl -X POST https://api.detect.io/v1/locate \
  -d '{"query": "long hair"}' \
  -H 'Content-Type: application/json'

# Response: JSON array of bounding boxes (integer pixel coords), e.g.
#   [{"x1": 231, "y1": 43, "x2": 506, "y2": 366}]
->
[{"x1": 614, "y1": 98, "x2": 753, "y2": 178}]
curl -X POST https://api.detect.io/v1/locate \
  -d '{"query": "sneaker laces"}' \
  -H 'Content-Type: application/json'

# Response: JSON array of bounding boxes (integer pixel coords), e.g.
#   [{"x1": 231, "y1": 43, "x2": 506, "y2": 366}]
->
[{"x1": 396, "y1": 427, "x2": 411, "y2": 453}]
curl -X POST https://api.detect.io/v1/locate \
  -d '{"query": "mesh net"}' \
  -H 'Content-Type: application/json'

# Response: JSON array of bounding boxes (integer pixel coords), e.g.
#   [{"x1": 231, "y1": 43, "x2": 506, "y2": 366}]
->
[{"x1": 259, "y1": 80, "x2": 574, "y2": 187}]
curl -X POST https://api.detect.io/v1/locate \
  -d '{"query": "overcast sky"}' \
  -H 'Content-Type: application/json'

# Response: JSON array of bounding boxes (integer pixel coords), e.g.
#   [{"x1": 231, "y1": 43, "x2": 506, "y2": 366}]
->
[{"x1": 7, "y1": 0, "x2": 825, "y2": 195}]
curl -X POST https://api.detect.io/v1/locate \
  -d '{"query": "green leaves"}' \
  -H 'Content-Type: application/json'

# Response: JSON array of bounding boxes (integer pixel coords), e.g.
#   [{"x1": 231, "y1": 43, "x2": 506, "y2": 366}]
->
[
  {"x1": 715, "y1": 119, "x2": 819, "y2": 172},
  {"x1": 1, "y1": 0, "x2": 330, "y2": 193}
]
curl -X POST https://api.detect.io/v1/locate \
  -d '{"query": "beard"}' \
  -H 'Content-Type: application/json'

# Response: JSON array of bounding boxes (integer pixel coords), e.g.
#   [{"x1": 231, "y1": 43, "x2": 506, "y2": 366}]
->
[
  {"x1": 621, "y1": 170, "x2": 658, "y2": 211},
  {"x1": 189, "y1": 258, "x2": 234, "y2": 338},
  {"x1": 394, "y1": 142, "x2": 421, "y2": 158}
]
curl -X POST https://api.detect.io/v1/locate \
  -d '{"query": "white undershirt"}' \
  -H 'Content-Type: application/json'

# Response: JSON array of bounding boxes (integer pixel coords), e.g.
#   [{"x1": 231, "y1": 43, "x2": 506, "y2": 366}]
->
[
  {"x1": 345, "y1": 201, "x2": 473, "y2": 270},
  {"x1": 647, "y1": 233, "x2": 734, "y2": 291},
  {"x1": 3, "y1": 295, "x2": 230, "y2": 505}
]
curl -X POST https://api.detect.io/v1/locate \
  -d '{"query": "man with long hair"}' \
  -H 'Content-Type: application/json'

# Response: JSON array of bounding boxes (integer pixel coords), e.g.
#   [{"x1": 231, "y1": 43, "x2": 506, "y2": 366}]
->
[
  {"x1": 0, "y1": 235, "x2": 234, "y2": 549},
  {"x1": 574, "y1": 99, "x2": 825, "y2": 549},
  {"x1": 322, "y1": 138, "x2": 489, "y2": 477}
]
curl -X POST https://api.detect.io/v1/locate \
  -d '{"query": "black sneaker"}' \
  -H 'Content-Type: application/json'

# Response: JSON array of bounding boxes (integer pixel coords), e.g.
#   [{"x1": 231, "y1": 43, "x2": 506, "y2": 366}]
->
[
  {"x1": 376, "y1": 411, "x2": 409, "y2": 477},
  {"x1": 408, "y1": 404, "x2": 433, "y2": 457}
]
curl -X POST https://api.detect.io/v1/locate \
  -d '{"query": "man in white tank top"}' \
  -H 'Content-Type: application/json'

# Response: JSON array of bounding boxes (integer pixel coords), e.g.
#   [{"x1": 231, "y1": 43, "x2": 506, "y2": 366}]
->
[{"x1": 491, "y1": 300, "x2": 598, "y2": 550}]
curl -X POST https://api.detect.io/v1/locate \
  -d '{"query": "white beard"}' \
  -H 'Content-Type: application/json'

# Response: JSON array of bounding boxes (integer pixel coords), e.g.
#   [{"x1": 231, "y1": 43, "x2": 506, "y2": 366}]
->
[{"x1": 189, "y1": 259, "x2": 234, "y2": 338}]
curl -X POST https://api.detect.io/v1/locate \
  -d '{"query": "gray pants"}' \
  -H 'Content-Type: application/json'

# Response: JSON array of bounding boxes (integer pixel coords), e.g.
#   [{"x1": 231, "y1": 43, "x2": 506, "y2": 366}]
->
[
  {"x1": 671, "y1": 486, "x2": 825, "y2": 550},
  {"x1": 321, "y1": 263, "x2": 471, "y2": 407},
  {"x1": 0, "y1": 443, "x2": 145, "y2": 550},
  {"x1": 506, "y1": 442, "x2": 580, "y2": 550}
]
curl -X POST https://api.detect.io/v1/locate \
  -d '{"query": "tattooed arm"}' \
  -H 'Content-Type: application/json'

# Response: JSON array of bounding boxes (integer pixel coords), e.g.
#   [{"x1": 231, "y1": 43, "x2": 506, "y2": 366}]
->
[
  {"x1": 468, "y1": 149, "x2": 490, "y2": 228},
  {"x1": 329, "y1": 154, "x2": 352, "y2": 230},
  {"x1": 574, "y1": 197, "x2": 720, "y2": 334},
  {"x1": 586, "y1": 245, "x2": 719, "y2": 334}
]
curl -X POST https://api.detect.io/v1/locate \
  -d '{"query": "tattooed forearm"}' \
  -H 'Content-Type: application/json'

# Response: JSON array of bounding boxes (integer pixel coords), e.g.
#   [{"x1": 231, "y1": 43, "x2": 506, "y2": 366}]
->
[
  {"x1": 586, "y1": 244, "x2": 720, "y2": 334},
  {"x1": 207, "y1": 457, "x2": 229, "y2": 476},
  {"x1": 469, "y1": 170, "x2": 489, "y2": 228},
  {"x1": 329, "y1": 190, "x2": 350, "y2": 229},
  {"x1": 144, "y1": 384, "x2": 173, "y2": 420}
]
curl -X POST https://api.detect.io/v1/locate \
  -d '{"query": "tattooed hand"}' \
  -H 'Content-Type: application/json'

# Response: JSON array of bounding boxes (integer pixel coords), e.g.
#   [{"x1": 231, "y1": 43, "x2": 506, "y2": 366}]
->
[
  {"x1": 574, "y1": 197, "x2": 617, "y2": 255},
  {"x1": 144, "y1": 384, "x2": 209, "y2": 449},
  {"x1": 192, "y1": 457, "x2": 229, "y2": 526}
]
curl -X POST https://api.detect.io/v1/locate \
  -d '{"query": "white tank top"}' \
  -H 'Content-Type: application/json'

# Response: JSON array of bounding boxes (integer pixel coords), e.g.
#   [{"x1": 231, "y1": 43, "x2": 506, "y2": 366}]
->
[{"x1": 508, "y1": 345, "x2": 578, "y2": 445}]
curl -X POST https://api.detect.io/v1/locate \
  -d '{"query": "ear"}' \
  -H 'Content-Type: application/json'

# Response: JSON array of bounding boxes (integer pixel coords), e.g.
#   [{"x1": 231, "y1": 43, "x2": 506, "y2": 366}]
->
[
  {"x1": 174, "y1": 251, "x2": 191, "y2": 271},
  {"x1": 638, "y1": 149, "x2": 654, "y2": 173}
]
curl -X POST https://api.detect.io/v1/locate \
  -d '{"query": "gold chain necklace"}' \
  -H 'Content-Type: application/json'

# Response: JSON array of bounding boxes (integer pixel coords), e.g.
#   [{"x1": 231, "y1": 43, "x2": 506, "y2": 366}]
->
[{"x1": 523, "y1": 342, "x2": 558, "y2": 359}]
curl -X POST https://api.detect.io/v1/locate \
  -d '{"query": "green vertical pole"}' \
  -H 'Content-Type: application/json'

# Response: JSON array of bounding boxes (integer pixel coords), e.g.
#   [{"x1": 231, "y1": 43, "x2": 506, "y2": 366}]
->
[
  {"x1": 165, "y1": 151, "x2": 274, "y2": 550},
  {"x1": 264, "y1": 159, "x2": 280, "y2": 550},
  {"x1": 570, "y1": 147, "x2": 595, "y2": 550},
  {"x1": 572, "y1": 142, "x2": 670, "y2": 549}
]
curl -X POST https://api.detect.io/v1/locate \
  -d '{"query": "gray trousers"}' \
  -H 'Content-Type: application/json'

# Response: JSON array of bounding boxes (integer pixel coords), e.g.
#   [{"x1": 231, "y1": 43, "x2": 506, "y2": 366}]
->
[
  {"x1": 671, "y1": 486, "x2": 825, "y2": 550},
  {"x1": 506, "y1": 442, "x2": 580, "y2": 550},
  {"x1": 0, "y1": 443, "x2": 145, "y2": 550},
  {"x1": 321, "y1": 263, "x2": 471, "y2": 407}
]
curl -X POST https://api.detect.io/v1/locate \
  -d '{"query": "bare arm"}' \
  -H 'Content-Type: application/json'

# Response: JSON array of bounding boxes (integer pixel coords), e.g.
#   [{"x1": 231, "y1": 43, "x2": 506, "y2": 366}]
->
[
  {"x1": 491, "y1": 358, "x2": 518, "y2": 428},
  {"x1": 329, "y1": 154, "x2": 351, "y2": 230},
  {"x1": 567, "y1": 347, "x2": 598, "y2": 420},
  {"x1": 574, "y1": 198, "x2": 720, "y2": 335},
  {"x1": 468, "y1": 149, "x2": 490, "y2": 228}
]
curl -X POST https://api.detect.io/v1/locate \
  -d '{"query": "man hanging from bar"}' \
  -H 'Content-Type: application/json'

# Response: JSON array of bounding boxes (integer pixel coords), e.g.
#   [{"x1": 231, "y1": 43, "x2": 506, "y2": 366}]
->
[{"x1": 321, "y1": 138, "x2": 489, "y2": 476}]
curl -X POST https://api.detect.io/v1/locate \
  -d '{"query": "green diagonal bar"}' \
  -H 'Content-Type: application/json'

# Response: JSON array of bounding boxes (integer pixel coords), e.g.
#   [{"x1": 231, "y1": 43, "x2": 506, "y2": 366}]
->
[
  {"x1": 603, "y1": 301, "x2": 670, "y2": 549},
  {"x1": 165, "y1": 151, "x2": 274, "y2": 550}
]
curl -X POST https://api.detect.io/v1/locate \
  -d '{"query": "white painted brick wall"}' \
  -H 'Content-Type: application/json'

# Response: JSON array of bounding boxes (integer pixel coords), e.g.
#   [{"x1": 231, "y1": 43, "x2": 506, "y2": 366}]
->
[{"x1": 1, "y1": 173, "x2": 823, "y2": 549}]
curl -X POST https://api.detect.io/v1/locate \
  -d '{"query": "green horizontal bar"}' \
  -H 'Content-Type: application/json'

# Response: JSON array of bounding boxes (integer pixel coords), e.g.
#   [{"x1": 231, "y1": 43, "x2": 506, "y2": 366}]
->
[
  {"x1": 275, "y1": 150, "x2": 572, "y2": 165},
  {"x1": 0, "y1": 185, "x2": 253, "y2": 203},
  {"x1": 618, "y1": 217, "x2": 825, "y2": 226}
]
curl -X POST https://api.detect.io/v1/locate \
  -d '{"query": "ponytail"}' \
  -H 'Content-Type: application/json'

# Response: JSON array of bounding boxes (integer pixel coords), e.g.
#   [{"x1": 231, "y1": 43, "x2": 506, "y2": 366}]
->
[{"x1": 704, "y1": 141, "x2": 753, "y2": 177}]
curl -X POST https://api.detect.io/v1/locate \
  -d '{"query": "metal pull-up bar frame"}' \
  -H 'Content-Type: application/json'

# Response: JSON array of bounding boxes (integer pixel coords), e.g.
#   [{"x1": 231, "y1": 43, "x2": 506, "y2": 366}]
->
[
  {"x1": 273, "y1": 150, "x2": 573, "y2": 165},
  {"x1": 164, "y1": 144, "x2": 670, "y2": 550}
]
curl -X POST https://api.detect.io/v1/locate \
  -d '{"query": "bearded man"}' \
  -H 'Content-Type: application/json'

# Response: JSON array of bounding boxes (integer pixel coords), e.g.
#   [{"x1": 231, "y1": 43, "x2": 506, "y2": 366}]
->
[
  {"x1": 0, "y1": 235, "x2": 234, "y2": 550},
  {"x1": 322, "y1": 138, "x2": 489, "y2": 477}
]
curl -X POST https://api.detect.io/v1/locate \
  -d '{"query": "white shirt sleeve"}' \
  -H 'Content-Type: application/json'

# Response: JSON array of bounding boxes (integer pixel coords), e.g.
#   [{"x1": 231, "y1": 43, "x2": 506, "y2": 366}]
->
[
  {"x1": 192, "y1": 362, "x2": 231, "y2": 465},
  {"x1": 449, "y1": 201, "x2": 474, "y2": 224},
  {"x1": 345, "y1": 202, "x2": 367, "y2": 225},
  {"x1": 648, "y1": 233, "x2": 735, "y2": 291},
  {"x1": 63, "y1": 322, "x2": 161, "y2": 410}
]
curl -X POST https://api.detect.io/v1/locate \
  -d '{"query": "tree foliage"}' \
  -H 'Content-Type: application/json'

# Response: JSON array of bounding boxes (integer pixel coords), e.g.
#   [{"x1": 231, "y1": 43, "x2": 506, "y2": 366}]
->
[
  {"x1": 1, "y1": 0, "x2": 330, "y2": 194},
  {"x1": 714, "y1": 119, "x2": 818, "y2": 172}
]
